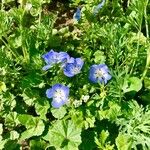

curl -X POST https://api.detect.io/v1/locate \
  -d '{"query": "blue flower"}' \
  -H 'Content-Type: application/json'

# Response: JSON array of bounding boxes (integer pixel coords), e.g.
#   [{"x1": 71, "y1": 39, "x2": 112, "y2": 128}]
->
[
  {"x1": 93, "y1": 0, "x2": 105, "y2": 14},
  {"x1": 63, "y1": 58, "x2": 84, "y2": 77},
  {"x1": 73, "y1": 7, "x2": 81, "y2": 21},
  {"x1": 42, "y1": 50, "x2": 69, "y2": 70},
  {"x1": 46, "y1": 84, "x2": 69, "y2": 108},
  {"x1": 89, "y1": 64, "x2": 111, "y2": 84}
]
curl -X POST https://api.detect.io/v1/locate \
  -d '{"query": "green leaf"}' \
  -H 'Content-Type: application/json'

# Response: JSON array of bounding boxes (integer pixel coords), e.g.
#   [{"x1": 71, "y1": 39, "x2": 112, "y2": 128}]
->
[
  {"x1": 0, "y1": 139, "x2": 8, "y2": 150},
  {"x1": 43, "y1": 120, "x2": 82, "y2": 150},
  {"x1": 95, "y1": 130, "x2": 114, "y2": 150},
  {"x1": 122, "y1": 77, "x2": 142, "y2": 93},
  {"x1": 116, "y1": 133, "x2": 132, "y2": 150},
  {"x1": 18, "y1": 115, "x2": 45, "y2": 141},
  {"x1": 93, "y1": 51, "x2": 106, "y2": 64},
  {"x1": 51, "y1": 107, "x2": 67, "y2": 119},
  {"x1": 21, "y1": 71, "x2": 43, "y2": 89},
  {"x1": 35, "y1": 99, "x2": 50, "y2": 120},
  {"x1": 30, "y1": 139, "x2": 47, "y2": 150},
  {"x1": 144, "y1": 77, "x2": 150, "y2": 90},
  {"x1": 4, "y1": 140, "x2": 20, "y2": 150},
  {"x1": 0, "y1": 81, "x2": 6, "y2": 93},
  {"x1": 0, "y1": 124, "x2": 3, "y2": 135},
  {"x1": 10, "y1": 131, "x2": 19, "y2": 140},
  {"x1": 5, "y1": 112, "x2": 19, "y2": 128}
]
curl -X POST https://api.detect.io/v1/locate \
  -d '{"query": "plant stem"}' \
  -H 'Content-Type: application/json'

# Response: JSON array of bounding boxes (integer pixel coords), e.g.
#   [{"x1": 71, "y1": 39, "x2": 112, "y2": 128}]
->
[
  {"x1": 0, "y1": 37, "x2": 17, "y2": 58},
  {"x1": 141, "y1": 48, "x2": 150, "y2": 80},
  {"x1": 144, "y1": 0, "x2": 149, "y2": 38},
  {"x1": 141, "y1": 0, "x2": 149, "y2": 80}
]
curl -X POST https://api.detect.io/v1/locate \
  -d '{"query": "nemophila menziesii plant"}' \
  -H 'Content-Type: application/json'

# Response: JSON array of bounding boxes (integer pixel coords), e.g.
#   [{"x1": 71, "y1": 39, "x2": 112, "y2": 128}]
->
[
  {"x1": 42, "y1": 49, "x2": 84, "y2": 77},
  {"x1": 42, "y1": 49, "x2": 69, "y2": 70},
  {"x1": 63, "y1": 57, "x2": 84, "y2": 77},
  {"x1": 1, "y1": 0, "x2": 150, "y2": 150},
  {"x1": 73, "y1": 7, "x2": 81, "y2": 21},
  {"x1": 46, "y1": 84, "x2": 69, "y2": 108},
  {"x1": 93, "y1": 0, "x2": 105, "y2": 14},
  {"x1": 89, "y1": 64, "x2": 111, "y2": 84}
]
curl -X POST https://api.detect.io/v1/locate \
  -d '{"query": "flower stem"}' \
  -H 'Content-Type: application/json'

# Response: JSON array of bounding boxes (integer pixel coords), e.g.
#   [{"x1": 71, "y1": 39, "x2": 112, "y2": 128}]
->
[
  {"x1": 0, "y1": 37, "x2": 17, "y2": 58},
  {"x1": 141, "y1": 48, "x2": 150, "y2": 80},
  {"x1": 144, "y1": 0, "x2": 149, "y2": 38}
]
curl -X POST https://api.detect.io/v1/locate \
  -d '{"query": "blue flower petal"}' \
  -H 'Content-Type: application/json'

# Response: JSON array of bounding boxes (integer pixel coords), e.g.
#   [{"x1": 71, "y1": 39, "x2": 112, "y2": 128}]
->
[
  {"x1": 51, "y1": 99, "x2": 66, "y2": 108},
  {"x1": 46, "y1": 88, "x2": 54, "y2": 98},
  {"x1": 58, "y1": 52, "x2": 70, "y2": 63},
  {"x1": 67, "y1": 57, "x2": 75, "y2": 64},
  {"x1": 42, "y1": 64, "x2": 52, "y2": 71},
  {"x1": 73, "y1": 8, "x2": 81, "y2": 21},
  {"x1": 63, "y1": 64, "x2": 75, "y2": 77},
  {"x1": 93, "y1": 0, "x2": 105, "y2": 14},
  {"x1": 89, "y1": 64, "x2": 111, "y2": 84},
  {"x1": 63, "y1": 58, "x2": 84, "y2": 77},
  {"x1": 103, "y1": 73, "x2": 112, "y2": 81},
  {"x1": 42, "y1": 49, "x2": 55, "y2": 64},
  {"x1": 61, "y1": 85, "x2": 69, "y2": 97},
  {"x1": 46, "y1": 84, "x2": 70, "y2": 108},
  {"x1": 76, "y1": 58, "x2": 84, "y2": 67}
]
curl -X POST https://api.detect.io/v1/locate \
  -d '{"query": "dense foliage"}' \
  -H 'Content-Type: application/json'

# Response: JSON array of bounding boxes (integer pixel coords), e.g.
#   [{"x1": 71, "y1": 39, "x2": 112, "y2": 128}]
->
[{"x1": 0, "y1": 0, "x2": 150, "y2": 149}]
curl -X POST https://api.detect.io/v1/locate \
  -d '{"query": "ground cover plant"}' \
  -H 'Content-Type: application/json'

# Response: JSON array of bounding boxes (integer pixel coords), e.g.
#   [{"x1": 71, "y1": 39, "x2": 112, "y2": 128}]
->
[{"x1": 0, "y1": 0, "x2": 150, "y2": 149}]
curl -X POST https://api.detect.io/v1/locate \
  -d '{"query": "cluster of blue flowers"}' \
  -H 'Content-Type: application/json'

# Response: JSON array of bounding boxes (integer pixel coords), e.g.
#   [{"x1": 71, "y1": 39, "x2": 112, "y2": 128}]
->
[
  {"x1": 42, "y1": 49, "x2": 84, "y2": 77},
  {"x1": 93, "y1": 0, "x2": 105, "y2": 14},
  {"x1": 42, "y1": 49, "x2": 112, "y2": 108},
  {"x1": 46, "y1": 84, "x2": 69, "y2": 108},
  {"x1": 73, "y1": 0, "x2": 106, "y2": 22}
]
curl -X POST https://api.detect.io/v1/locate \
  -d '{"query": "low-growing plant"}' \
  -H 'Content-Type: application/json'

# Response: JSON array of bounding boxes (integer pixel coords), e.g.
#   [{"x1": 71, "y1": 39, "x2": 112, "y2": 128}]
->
[{"x1": 0, "y1": 0, "x2": 150, "y2": 150}]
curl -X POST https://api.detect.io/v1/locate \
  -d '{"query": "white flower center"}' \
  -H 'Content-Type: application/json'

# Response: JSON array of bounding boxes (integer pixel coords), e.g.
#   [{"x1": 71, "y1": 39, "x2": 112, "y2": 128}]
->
[
  {"x1": 53, "y1": 89, "x2": 65, "y2": 102},
  {"x1": 94, "y1": 69, "x2": 104, "y2": 78},
  {"x1": 72, "y1": 66, "x2": 80, "y2": 74}
]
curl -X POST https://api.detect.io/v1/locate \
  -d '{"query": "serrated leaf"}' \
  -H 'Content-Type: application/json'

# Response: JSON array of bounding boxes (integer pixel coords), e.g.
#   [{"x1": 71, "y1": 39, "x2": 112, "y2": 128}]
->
[
  {"x1": 43, "y1": 120, "x2": 81, "y2": 150},
  {"x1": 0, "y1": 81, "x2": 6, "y2": 93},
  {"x1": 10, "y1": 131, "x2": 19, "y2": 140},
  {"x1": 51, "y1": 107, "x2": 67, "y2": 119},
  {"x1": 18, "y1": 115, "x2": 45, "y2": 141},
  {"x1": 100, "y1": 130, "x2": 109, "y2": 146},
  {"x1": 5, "y1": 112, "x2": 19, "y2": 128},
  {"x1": 93, "y1": 51, "x2": 106, "y2": 63},
  {"x1": 30, "y1": 139, "x2": 47, "y2": 150},
  {"x1": 122, "y1": 77, "x2": 142, "y2": 93},
  {"x1": 35, "y1": 99, "x2": 50, "y2": 120},
  {"x1": 0, "y1": 124, "x2": 3, "y2": 135},
  {"x1": 0, "y1": 139, "x2": 8, "y2": 150},
  {"x1": 116, "y1": 133, "x2": 132, "y2": 150}
]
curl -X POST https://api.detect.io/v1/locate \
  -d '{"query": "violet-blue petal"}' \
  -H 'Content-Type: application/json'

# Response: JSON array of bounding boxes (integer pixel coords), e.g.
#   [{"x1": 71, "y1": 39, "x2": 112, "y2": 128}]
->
[
  {"x1": 63, "y1": 63, "x2": 75, "y2": 77},
  {"x1": 46, "y1": 84, "x2": 70, "y2": 108},
  {"x1": 42, "y1": 64, "x2": 52, "y2": 71},
  {"x1": 76, "y1": 58, "x2": 84, "y2": 67},
  {"x1": 46, "y1": 88, "x2": 54, "y2": 98},
  {"x1": 73, "y1": 8, "x2": 81, "y2": 21},
  {"x1": 58, "y1": 52, "x2": 70, "y2": 63},
  {"x1": 42, "y1": 49, "x2": 56, "y2": 64},
  {"x1": 67, "y1": 57, "x2": 75, "y2": 64},
  {"x1": 61, "y1": 85, "x2": 69, "y2": 97},
  {"x1": 89, "y1": 64, "x2": 111, "y2": 84},
  {"x1": 93, "y1": 0, "x2": 105, "y2": 14},
  {"x1": 63, "y1": 58, "x2": 84, "y2": 77},
  {"x1": 51, "y1": 99, "x2": 66, "y2": 108}
]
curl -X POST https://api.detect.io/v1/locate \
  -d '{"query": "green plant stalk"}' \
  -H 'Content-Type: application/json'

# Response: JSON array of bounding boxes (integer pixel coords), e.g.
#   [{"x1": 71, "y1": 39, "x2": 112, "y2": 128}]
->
[
  {"x1": 0, "y1": 37, "x2": 17, "y2": 58},
  {"x1": 141, "y1": 48, "x2": 150, "y2": 80},
  {"x1": 1, "y1": 0, "x2": 4, "y2": 10},
  {"x1": 130, "y1": 26, "x2": 142, "y2": 75},
  {"x1": 38, "y1": 7, "x2": 42, "y2": 26},
  {"x1": 144, "y1": 0, "x2": 149, "y2": 38},
  {"x1": 141, "y1": 0, "x2": 149, "y2": 80},
  {"x1": 20, "y1": 8, "x2": 29, "y2": 63}
]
